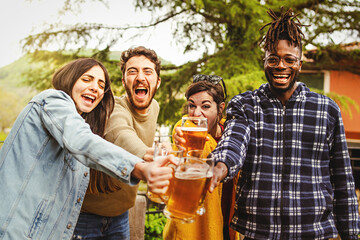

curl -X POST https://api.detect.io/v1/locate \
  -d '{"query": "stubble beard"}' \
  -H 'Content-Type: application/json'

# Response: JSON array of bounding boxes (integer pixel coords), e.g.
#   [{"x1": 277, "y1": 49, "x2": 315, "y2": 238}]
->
[
  {"x1": 124, "y1": 83, "x2": 157, "y2": 111},
  {"x1": 266, "y1": 71, "x2": 300, "y2": 94}
]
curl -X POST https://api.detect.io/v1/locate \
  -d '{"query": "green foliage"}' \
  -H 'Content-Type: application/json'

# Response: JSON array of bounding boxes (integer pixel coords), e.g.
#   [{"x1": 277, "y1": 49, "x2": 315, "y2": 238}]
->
[
  {"x1": 138, "y1": 181, "x2": 148, "y2": 194},
  {"x1": 16, "y1": 0, "x2": 360, "y2": 128},
  {"x1": 226, "y1": 70, "x2": 266, "y2": 99},
  {"x1": 145, "y1": 207, "x2": 167, "y2": 240},
  {"x1": 20, "y1": 50, "x2": 124, "y2": 92},
  {"x1": 0, "y1": 54, "x2": 40, "y2": 91}
]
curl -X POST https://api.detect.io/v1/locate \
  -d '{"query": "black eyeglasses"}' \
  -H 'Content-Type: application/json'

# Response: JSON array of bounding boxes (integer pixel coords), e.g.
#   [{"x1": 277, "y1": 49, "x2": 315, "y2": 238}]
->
[
  {"x1": 193, "y1": 74, "x2": 227, "y2": 100},
  {"x1": 263, "y1": 55, "x2": 301, "y2": 68}
]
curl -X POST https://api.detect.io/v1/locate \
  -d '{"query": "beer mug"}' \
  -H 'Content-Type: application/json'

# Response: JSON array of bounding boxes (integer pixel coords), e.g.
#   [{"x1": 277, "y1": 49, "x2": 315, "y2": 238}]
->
[
  {"x1": 186, "y1": 150, "x2": 214, "y2": 216},
  {"x1": 180, "y1": 116, "x2": 208, "y2": 152},
  {"x1": 146, "y1": 142, "x2": 184, "y2": 204},
  {"x1": 163, "y1": 157, "x2": 210, "y2": 223}
]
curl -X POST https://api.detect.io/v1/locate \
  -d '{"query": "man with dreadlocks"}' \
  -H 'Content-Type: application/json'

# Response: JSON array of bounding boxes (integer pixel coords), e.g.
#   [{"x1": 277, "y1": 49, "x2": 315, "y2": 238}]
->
[{"x1": 210, "y1": 7, "x2": 360, "y2": 240}]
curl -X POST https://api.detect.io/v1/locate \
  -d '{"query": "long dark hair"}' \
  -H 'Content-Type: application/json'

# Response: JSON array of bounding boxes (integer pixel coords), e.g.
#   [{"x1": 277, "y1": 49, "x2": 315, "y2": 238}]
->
[{"x1": 52, "y1": 58, "x2": 117, "y2": 193}]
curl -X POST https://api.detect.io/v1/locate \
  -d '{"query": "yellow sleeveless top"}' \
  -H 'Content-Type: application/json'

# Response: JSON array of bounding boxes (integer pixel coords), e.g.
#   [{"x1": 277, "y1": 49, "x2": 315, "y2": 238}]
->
[{"x1": 163, "y1": 118, "x2": 240, "y2": 240}]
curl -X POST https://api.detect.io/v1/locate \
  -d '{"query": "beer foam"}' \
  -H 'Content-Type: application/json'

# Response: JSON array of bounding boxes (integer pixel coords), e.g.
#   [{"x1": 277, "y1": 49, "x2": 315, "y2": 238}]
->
[
  {"x1": 175, "y1": 169, "x2": 208, "y2": 179},
  {"x1": 180, "y1": 127, "x2": 208, "y2": 132},
  {"x1": 206, "y1": 171, "x2": 213, "y2": 178}
]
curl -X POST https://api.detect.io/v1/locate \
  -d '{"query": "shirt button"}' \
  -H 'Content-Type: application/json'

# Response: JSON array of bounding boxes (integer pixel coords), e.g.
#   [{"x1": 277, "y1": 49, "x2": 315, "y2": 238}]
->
[
  {"x1": 77, "y1": 198, "x2": 81, "y2": 203},
  {"x1": 67, "y1": 223, "x2": 72, "y2": 229},
  {"x1": 121, "y1": 168, "x2": 127, "y2": 176},
  {"x1": 84, "y1": 172, "x2": 88, "y2": 177}
]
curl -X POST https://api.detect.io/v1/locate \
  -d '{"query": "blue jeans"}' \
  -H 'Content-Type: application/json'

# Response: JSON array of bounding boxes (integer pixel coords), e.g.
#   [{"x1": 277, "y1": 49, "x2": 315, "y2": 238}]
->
[{"x1": 72, "y1": 211, "x2": 130, "y2": 240}]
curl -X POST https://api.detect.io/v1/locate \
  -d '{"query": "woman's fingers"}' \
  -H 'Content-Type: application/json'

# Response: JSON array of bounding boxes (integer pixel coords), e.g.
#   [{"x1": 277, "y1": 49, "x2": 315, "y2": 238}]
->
[{"x1": 174, "y1": 127, "x2": 185, "y2": 145}]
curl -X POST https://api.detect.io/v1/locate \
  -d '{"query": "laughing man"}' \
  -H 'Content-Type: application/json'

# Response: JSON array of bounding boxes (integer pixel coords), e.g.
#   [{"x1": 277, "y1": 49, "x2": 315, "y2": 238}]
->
[{"x1": 73, "y1": 46, "x2": 161, "y2": 239}]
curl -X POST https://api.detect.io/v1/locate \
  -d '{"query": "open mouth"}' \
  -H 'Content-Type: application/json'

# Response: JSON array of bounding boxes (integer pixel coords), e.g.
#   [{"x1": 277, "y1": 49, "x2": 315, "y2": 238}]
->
[
  {"x1": 82, "y1": 94, "x2": 95, "y2": 103},
  {"x1": 273, "y1": 74, "x2": 290, "y2": 83},
  {"x1": 135, "y1": 87, "x2": 148, "y2": 97}
]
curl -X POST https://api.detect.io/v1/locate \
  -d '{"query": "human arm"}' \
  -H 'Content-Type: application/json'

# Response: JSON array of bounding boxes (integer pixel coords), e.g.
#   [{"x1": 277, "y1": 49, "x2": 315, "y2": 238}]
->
[
  {"x1": 210, "y1": 95, "x2": 251, "y2": 189},
  {"x1": 209, "y1": 162, "x2": 228, "y2": 192},
  {"x1": 39, "y1": 90, "x2": 146, "y2": 185},
  {"x1": 329, "y1": 109, "x2": 360, "y2": 239}
]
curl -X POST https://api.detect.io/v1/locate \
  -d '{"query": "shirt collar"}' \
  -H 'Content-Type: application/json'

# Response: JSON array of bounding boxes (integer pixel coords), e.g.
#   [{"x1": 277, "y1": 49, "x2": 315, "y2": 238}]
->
[{"x1": 259, "y1": 82, "x2": 308, "y2": 103}]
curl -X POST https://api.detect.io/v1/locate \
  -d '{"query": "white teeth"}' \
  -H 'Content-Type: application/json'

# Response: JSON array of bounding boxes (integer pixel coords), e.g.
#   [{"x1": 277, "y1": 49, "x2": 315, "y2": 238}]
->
[
  {"x1": 83, "y1": 94, "x2": 95, "y2": 100},
  {"x1": 274, "y1": 74, "x2": 289, "y2": 78}
]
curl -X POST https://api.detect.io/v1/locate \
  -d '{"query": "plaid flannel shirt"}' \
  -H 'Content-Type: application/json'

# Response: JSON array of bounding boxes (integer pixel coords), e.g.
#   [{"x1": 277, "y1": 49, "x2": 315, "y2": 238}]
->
[{"x1": 213, "y1": 82, "x2": 360, "y2": 239}]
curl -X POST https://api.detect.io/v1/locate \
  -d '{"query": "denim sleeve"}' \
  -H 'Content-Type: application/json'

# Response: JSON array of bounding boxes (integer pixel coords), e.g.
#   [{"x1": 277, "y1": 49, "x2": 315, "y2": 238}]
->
[
  {"x1": 39, "y1": 90, "x2": 142, "y2": 185},
  {"x1": 329, "y1": 107, "x2": 360, "y2": 239},
  {"x1": 213, "y1": 95, "x2": 251, "y2": 181}
]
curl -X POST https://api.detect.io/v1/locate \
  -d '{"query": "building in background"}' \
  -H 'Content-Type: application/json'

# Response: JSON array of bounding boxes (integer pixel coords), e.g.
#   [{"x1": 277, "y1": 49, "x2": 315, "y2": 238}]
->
[{"x1": 301, "y1": 42, "x2": 360, "y2": 188}]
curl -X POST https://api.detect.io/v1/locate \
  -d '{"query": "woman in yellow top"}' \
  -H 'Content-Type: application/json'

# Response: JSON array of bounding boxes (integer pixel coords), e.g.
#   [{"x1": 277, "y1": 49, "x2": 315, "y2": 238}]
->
[{"x1": 163, "y1": 74, "x2": 240, "y2": 240}]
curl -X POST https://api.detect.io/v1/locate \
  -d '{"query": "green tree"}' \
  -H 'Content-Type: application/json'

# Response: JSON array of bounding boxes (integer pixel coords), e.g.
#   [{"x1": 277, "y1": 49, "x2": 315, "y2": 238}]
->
[{"x1": 21, "y1": 0, "x2": 360, "y2": 127}]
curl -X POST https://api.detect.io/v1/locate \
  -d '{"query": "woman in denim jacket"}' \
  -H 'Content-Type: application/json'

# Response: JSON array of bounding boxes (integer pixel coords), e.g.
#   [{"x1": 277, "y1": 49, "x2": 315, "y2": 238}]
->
[{"x1": 0, "y1": 58, "x2": 173, "y2": 240}]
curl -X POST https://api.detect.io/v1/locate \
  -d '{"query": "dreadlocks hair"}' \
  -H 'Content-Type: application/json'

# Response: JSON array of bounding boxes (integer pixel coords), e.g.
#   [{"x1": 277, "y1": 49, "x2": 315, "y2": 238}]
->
[{"x1": 259, "y1": 7, "x2": 308, "y2": 56}]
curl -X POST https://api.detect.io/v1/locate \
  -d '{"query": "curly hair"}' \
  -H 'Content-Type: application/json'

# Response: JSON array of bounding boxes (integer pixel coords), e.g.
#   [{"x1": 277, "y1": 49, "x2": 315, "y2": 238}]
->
[
  {"x1": 259, "y1": 7, "x2": 308, "y2": 56},
  {"x1": 120, "y1": 46, "x2": 161, "y2": 78}
]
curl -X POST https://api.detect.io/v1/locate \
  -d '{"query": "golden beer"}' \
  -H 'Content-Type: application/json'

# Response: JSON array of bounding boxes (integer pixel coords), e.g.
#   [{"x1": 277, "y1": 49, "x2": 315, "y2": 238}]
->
[
  {"x1": 166, "y1": 170, "x2": 208, "y2": 220},
  {"x1": 181, "y1": 127, "x2": 207, "y2": 152},
  {"x1": 186, "y1": 150, "x2": 214, "y2": 216},
  {"x1": 199, "y1": 171, "x2": 213, "y2": 205}
]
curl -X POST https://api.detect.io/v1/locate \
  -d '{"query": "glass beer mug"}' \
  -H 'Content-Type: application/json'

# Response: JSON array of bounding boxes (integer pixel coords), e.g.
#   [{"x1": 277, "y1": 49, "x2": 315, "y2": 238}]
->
[
  {"x1": 163, "y1": 157, "x2": 210, "y2": 223},
  {"x1": 180, "y1": 116, "x2": 208, "y2": 152},
  {"x1": 146, "y1": 142, "x2": 184, "y2": 204},
  {"x1": 186, "y1": 150, "x2": 214, "y2": 216}
]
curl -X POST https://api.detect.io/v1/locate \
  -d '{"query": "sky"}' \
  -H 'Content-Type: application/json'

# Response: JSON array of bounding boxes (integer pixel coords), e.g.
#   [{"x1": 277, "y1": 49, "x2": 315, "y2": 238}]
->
[{"x1": 0, "y1": 0, "x2": 207, "y2": 68}]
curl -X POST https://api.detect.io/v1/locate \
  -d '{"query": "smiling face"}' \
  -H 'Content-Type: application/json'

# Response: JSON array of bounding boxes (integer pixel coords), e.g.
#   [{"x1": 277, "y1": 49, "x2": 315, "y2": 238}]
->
[
  {"x1": 122, "y1": 55, "x2": 161, "y2": 114},
  {"x1": 264, "y1": 39, "x2": 303, "y2": 101},
  {"x1": 71, "y1": 65, "x2": 105, "y2": 114},
  {"x1": 187, "y1": 91, "x2": 224, "y2": 137}
]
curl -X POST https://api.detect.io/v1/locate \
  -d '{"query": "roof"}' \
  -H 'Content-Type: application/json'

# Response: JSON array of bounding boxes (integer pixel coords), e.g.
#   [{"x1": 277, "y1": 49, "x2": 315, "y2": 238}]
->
[{"x1": 302, "y1": 42, "x2": 360, "y2": 75}]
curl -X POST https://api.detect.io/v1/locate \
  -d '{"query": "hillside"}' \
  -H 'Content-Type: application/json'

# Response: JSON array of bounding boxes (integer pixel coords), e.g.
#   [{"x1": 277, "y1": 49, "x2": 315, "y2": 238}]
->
[
  {"x1": 0, "y1": 55, "x2": 39, "y2": 94},
  {"x1": 0, "y1": 50, "x2": 174, "y2": 113}
]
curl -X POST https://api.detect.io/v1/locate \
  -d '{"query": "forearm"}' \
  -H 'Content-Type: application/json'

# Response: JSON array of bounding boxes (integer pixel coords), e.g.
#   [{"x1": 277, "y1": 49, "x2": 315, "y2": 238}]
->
[
  {"x1": 131, "y1": 161, "x2": 147, "y2": 181},
  {"x1": 214, "y1": 162, "x2": 229, "y2": 181},
  {"x1": 209, "y1": 162, "x2": 229, "y2": 192},
  {"x1": 331, "y1": 117, "x2": 360, "y2": 238}
]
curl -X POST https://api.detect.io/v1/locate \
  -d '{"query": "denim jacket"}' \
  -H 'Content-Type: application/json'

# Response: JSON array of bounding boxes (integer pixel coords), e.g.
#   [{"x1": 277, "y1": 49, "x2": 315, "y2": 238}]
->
[{"x1": 0, "y1": 89, "x2": 142, "y2": 239}]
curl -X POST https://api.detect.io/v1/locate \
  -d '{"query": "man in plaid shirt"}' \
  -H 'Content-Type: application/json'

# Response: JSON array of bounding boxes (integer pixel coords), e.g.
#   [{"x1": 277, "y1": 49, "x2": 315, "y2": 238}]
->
[{"x1": 211, "y1": 7, "x2": 360, "y2": 240}]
